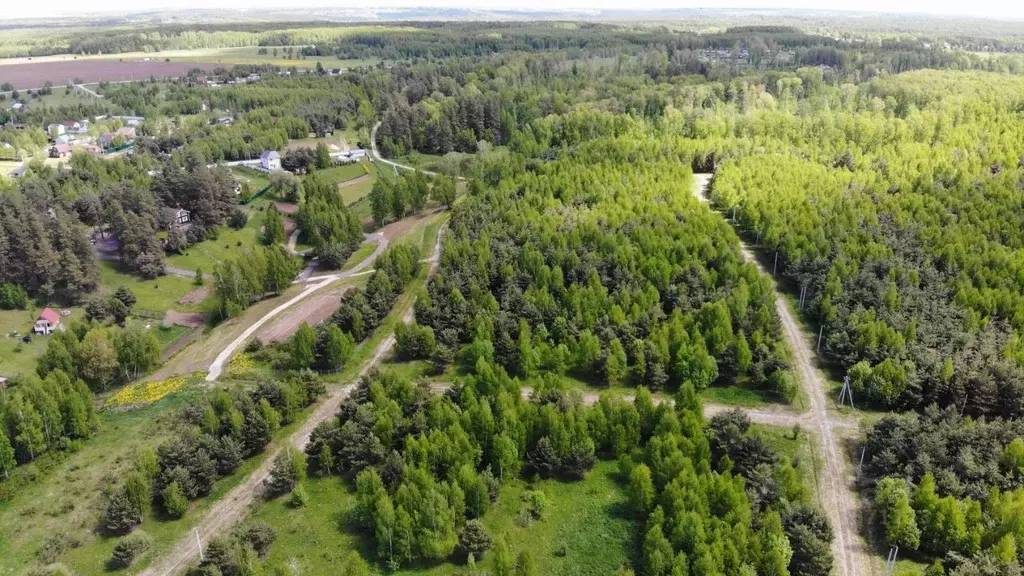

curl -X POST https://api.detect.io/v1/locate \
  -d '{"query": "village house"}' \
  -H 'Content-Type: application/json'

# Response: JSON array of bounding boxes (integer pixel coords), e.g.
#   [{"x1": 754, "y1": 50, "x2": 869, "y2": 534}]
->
[
  {"x1": 99, "y1": 126, "x2": 137, "y2": 149},
  {"x1": 50, "y1": 142, "x2": 72, "y2": 158},
  {"x1": 62, "y1": 120, "x2": 87, "y2": 134},
  {"x1": 174, "y1": 208, "x2": 191, "y2": 226},
  {"x1": 260, "y1": 150, "x2": 281, "y2": 171},
  {"x1": 47, "y1": 123, "x2": 66, "y2": 138},
  {"x1": 33, "y1": 308, "x2": 62, "y2": 335}
]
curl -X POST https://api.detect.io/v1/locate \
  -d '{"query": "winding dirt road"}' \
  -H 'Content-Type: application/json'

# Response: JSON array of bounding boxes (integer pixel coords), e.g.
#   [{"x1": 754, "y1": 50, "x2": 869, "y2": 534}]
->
[
  {"x1": 205, "y1": 233, "x2": 386, "y2": 382},
  {"x1": 693, "y1": 174, "x2": 869, "y2": 576}
]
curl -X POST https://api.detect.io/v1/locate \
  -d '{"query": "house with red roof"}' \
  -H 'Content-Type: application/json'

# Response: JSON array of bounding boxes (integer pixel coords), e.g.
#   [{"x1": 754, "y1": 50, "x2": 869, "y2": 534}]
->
[{"x1": 34, "y1": 308, "x2": 62, "y2": 335}]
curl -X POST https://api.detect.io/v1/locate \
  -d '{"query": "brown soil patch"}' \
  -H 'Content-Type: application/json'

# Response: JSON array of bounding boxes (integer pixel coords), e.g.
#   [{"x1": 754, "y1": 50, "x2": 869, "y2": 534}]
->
[
  {"x1": 283, "y1": 219, "x2": 297, "y2": 236},
  {"x1": 273, "y1": 202, "x2": 299, "y2": 215},
  {"x1": 338, "y1": 173, "x2": 372, "y2": 188},
  {"x1": 378, "y1": 207, "x2": 443, "y2": 241},
  {"x1": 165, "y1": 310, "x2": 205, "y2": 328},
  {"x1": 0, "y1": 60, "x2": 216, "y2": 89},
  {"x1": 256, "y1": 284, "x2": 352, "y2": 343},
  {"x1": 178, "y1": 285, "x2": 212, "y2": 306}
]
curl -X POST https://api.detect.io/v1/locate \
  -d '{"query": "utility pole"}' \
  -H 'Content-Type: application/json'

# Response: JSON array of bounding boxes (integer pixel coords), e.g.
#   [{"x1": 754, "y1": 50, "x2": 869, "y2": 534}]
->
[
  {"x1": 773, "y1": 251, "x2": 779, "y2": 276},
  {"x1": 837, "y1": 375, "x2": 855, "y2": 410},
  {"x1": 885, "y1": 545, "x2": 899, "y2": 575},
  {"x1": 816, "y1": 325, "x2": 824, "y2": 353},
  {"x1": 196, "y1": 529, "x2": 204, "y2": 561}
]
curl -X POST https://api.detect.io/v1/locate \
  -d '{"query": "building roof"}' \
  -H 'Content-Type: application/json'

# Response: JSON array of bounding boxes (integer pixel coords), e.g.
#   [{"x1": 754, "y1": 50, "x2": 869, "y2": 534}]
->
[
  {"x1": 53, "y1": 143, "x2": 72, "y2": 154},
  {"x1": 261, "y1": 150, "x2": 280, "y2": 161},
  {"x1": 38, "y1": 308, "x2": 60, "y2": 325}
]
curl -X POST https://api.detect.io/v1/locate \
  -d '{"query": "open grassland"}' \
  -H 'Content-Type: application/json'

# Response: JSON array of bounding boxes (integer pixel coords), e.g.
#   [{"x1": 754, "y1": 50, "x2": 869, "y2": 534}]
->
[
  {"x1": 251, "y1": 459, "x2": 633, "y2": 576},
  {"x1": 0, "y1": 387, "x2": 201, "y2": 573},
  {"x1": 164, "y1": 211, "x2": 265, "y2": 275},
  {"x1": 0, "y1": 308, "x2": 82, "y2": 378},
  {"x1": 97, "y1": 261, "x2": 204, "y2": 315}
]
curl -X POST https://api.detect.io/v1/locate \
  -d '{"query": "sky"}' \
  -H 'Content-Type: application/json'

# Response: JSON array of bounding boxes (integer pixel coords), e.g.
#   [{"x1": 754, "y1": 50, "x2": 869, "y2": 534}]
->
[{"x1": 2, "y1": 0, "x2": 1022, "y2": 20}]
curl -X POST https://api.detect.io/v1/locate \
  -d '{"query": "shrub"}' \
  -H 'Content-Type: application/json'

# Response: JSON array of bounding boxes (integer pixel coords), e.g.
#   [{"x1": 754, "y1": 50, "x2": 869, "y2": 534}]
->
[
  {"x1": 110, "y1": 531, "x2": 152, "y2": 567},
  {"x1": 289, "y1": 485, "x2": 308, "y2": 508},
  {"x1": 104, "y1": 485, "x2": 144, "y2": 534},
  {"x1": 234, "y1": 521, "x2": 277, "y2": 557},
  {"x1": 163, "y1": 481, "x2": 189, "y2": 518},
  {"x1": 267, "y1": 448, "x2": 306, "y2": 496}
]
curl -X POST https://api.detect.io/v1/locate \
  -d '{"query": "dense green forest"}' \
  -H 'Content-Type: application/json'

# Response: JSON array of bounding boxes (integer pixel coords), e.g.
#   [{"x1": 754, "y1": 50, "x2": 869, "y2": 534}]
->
[
  {"x1": 5, "y1": 15, "x2": 1024, "y2": 576},
  {"x1": 300, "y1": 367, "x2": 826, "y2": 576}
]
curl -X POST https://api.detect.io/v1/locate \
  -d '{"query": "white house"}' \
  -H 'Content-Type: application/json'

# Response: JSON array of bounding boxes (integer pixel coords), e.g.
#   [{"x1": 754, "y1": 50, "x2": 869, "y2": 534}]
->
[
  {"x1": 261, "y1": 150, "x2": 281, "y2": 171},
  {"x1": 34, "y1": 308, "x2": 62, "y2": 335},
  {"x1": 47, "y1": 123, "x2": 66, "y2": 138},
  {"x1": 174, "y1": 208, "x2": 191, "y2": 226}
]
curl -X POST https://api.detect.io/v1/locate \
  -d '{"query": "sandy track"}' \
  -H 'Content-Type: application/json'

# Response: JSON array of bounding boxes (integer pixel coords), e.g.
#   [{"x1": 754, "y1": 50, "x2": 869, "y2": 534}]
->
[{"x1": 693, "y1": 174, "x2": 869, "y2": 576}]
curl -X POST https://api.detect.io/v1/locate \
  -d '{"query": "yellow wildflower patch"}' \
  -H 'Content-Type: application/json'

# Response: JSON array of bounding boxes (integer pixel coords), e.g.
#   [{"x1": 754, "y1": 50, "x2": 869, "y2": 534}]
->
[
  {"x1": 227, "y1": 352, "x2": 256, "y2": 378},
  {"x1": 107, "y1": 374, "x2": 192, "y2": 408}
]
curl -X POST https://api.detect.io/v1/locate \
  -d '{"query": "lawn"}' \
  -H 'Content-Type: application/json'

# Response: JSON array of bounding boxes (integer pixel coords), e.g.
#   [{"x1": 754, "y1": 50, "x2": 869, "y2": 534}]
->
[
  {"x1": 97, "y1": 261, "x2": 204, "y2": 315},
  {"x1": 309, "y1": 162, "x2": 367, "y2": 184},
  {"x1": 251, "y1": 459, "x2": 633, "y2": 576},
  {"x1": 342, "y1": 240, "x2": 380, "y2": 270},
  {"x1": 164, "y1": 214, "x2": 265, "y2": 274},
  {"x1": 230, "y1": 166, "x2": 271, "y2": 194},
  {"x1": 0, "y1": 86, "x2": 102, "y2": 110},
  {"x1": 0, "y1": 308, "x2": 62, "y2": 378},
  {"x1": 288, "y1": 129, "x2": 363, "y2": 151}
]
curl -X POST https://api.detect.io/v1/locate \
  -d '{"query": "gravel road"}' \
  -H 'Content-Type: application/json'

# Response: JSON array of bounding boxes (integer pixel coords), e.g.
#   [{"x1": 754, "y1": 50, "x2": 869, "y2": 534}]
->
[{"x1": 693, "y1": 173, "x2": 869, "y2": 576}]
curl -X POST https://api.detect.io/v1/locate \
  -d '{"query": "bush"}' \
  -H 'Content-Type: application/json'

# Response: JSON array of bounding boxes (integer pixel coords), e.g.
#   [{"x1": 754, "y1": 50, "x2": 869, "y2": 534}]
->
[
  {"x1": 36, "y1": 532, "x2": 81, "y2": 564},
  {"x1": 289, "y1": 485, "x2": 308, "y2": 508},
  {"x1": 234, "y1": 521, "x2": 277, "y2": 557},
  {"x1": 267, "y1": 448, "x2": 306, "y2": 496},
  {"x1": 163, "y1": 481, "x2": 189, "y2": 518},
  {"x1": 0, "y1": 283, "x2": 29, "y2": 309},
  {"x1": 110, "y1": 530, "x2": 152, "y2": 567}
]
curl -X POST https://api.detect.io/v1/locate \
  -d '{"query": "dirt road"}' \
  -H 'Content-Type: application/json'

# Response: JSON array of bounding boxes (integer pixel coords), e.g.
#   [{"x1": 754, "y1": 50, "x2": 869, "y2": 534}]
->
[
  {"x1": 693, "y1": 174, "x2": 869, "y2": 576},
  {"x1": 140, "y1": 221, "x2": 446, "y2": 576},
  {"x1": 205, "y1": 233, "x2": 387, "y2": 382}
]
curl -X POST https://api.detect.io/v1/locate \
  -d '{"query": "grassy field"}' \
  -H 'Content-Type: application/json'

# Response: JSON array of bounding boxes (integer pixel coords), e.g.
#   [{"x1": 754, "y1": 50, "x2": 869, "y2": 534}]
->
[
  {"x1": 230, "y1": 166, "x2": 271, "y2": 193},
  {"x1": 251, "y1": 459, "x2": 633, "y2": 575},
  {"x1": 0, "y1": 46, "x2": 381, "y2": 71},
  {"x1": 97, "y1": 261, "x2": 204, "y2": 315},
  {"x1": 288, "y1": 129, "x2": 363, "y2": 151},
  {"x1": 0, "y1": 308, "x2": 70, "y2": 378},
  {"x1": 0, "y1": 86, "x2": 101, "y2": 110},
  {"x1": 164, "y1": 212, "x2": 265, "y2": 274},
  {"x1": 0, "y1": 386, "x2": 202, "y2": 573},
  {"x1": 341, "y1": 240, "x2": 380, "y2": 270}
]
